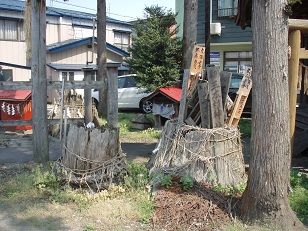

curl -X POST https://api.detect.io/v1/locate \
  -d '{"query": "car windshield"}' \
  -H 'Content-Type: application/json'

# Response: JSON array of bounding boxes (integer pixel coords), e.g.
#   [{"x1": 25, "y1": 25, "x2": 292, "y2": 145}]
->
[
  {"x1": 118, "y1": 76, "x2": 137, "y2": 89},
  {"x1": 230, "y1": 78, "x2": 242, "y2": 89},
  {"x1": 118, "y1": 77, "x2": 126, "y2": 89}
]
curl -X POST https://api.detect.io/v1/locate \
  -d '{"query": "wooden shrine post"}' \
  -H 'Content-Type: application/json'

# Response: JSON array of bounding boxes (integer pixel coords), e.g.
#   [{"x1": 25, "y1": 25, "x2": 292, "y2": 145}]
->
[
  {"x1": 207, "y1": 66, "x2": 224, "y2": 128},
  {"x1": 83, "y1": 69, "x2": 94, "y2": 124},
  {"x1": 107, "y1": 68, "x2": 118, "y2": 128},
  {"x1": 227, "y1": 67, "x2": 252, "y2": 127},
  {"x1": 288, "y1": 30, "x2": 301, "y2": 152},
  {"x1": 31, "y1": 0, "x2": 49, "y2": 162}
]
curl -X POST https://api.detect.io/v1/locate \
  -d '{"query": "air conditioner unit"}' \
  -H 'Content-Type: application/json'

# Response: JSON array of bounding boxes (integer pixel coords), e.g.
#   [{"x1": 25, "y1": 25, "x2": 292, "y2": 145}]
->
[{"x1": 210, "y1": 23, "x2": 222, "y2": 36}]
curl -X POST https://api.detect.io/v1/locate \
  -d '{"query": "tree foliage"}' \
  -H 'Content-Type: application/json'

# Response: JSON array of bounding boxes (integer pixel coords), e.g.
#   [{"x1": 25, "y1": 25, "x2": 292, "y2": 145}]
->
[{"x1": 127, "y1": 6, "x2": 182, "y2": 92}]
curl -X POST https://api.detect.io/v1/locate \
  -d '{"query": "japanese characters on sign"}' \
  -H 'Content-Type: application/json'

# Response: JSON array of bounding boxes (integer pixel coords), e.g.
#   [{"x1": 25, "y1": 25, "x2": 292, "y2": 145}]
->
[{"x1": 190, "y1": 45, "x2": 205, "y2": 75}]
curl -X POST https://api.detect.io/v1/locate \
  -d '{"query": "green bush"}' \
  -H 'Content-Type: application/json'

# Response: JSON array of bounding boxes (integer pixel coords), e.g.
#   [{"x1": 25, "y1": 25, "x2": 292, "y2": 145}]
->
[
  {"x1": 124, "y1": 162, "x2": 149, "y2": 190},
  {"x1": 180, "y1": 175, "x2": 194, "y2": 191},
  {"x1": 33, "y1": 165, "x2": 59, "y2": 190},
  {"x1": 289, "y1": 170, "x2": 308, "y2": 224},
  {"x1": 153, "y1": 173, "x2": 173, "y2": 188},
  {"x1": 213, "y1": 183, "x2": 246, "y2": 196}
]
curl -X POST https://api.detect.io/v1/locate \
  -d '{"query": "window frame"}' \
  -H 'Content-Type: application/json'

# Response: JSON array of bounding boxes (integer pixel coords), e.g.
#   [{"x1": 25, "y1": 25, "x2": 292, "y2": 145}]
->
[
  {"x1": 113, "y1": 31, "x2": 130, "y2": 51},
  {"x1": 0, "y1": 18, "x2": 24, "y2": 42},
  {"x1": 223, "y1": 51, "x2": 252, "y2": 73},
  {"x1": 217, "y1": 0, "x2": 238, "y2": 18}
]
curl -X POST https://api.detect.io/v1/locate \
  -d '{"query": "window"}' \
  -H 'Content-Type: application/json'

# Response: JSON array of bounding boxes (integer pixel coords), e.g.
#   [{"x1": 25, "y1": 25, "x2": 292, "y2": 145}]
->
[
  {"x1": 125, "y1": 77, "x2": 136, "y2": 88},
  {"x1": 224, "y1": 51, "x2": 252, "y2": 73},
  {"x1": 0, "y1": 69, "x2": 13, "y2": 81},
  {"x1": 61, "y1": 72, "x2": 74, "y2": 81},
  {"x1": 0, "y1": 19, "x2": 18, "y2": 40},
  {"x1": 114, "y1": 31, "x2": 130, "y2": 51},
  {"x1": 118, "y1": 77, "x2": 126, "y2": 89},
  {"x1": 218, "y1": 0, "x2": 238, "y2": 17}
]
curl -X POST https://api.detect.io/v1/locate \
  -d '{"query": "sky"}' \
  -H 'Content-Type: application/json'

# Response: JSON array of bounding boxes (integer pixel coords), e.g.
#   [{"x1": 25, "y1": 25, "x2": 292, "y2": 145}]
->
[{"x1": 48, "y1": 0, "x2": 175, "y2": 21}]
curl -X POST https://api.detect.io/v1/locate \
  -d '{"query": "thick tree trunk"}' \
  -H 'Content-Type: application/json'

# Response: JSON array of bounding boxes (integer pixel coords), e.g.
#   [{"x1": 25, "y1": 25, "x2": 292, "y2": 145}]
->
[
  {"x1": 240, "y1": 0, "x2": 304, "y2": 230},
  {"x1": 97, "y1": 0, "x2": 108, "y2": 117},
  {"x1": 183, "y1": 0, "x2": 198, "y2": 69}
]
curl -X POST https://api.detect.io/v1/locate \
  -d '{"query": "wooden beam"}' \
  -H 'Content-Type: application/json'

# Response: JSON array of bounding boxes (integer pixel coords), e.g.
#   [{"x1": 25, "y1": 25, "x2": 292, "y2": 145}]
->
[
  {"x1": 31, "y1": 0, "x2": 48, "y2": 162},
  {"x1": 288, "y1": 30, "x2": 301, "y2": 154},
  {"x1": 107, "y1": 68, "x2": 118, "y2": 128},
  {"x1": 289, "y1": 19, "x2": 308, "y2": 32},
  {"x1": 178, "y1": 69, "x2": 190, "y2": 125},
  {"x1": 227, "y1": 67, "x2": 252, "y2": 127},
  {"x1": 207, "y1": 66, "x2": 224, "y2": 128},
  {"x1": 0, "y1": 118, "x2": 84, "y2": 127},
  {"x1": 197, "y1": 81, "x2": 211, "y2": 128},
  {"x1": 0, "y1": 120, "x2": 32, "y2": 126},
  {"x1": 84, "y1": 71, "x2": 93, "y2": 124},
  {"x1": 220, "y1": 71, "x2": 232, "y2": 111},
  {"x1": 0, "y1": 80, "x2": 105, "y2": 90},
  {"x1": 299, "y1": 48, "x2": 308, "y2": 60}
]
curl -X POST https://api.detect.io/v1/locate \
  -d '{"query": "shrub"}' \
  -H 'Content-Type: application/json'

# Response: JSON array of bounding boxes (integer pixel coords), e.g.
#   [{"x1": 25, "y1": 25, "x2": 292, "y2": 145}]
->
[
  {"x1": 124, "y1": 162, "x2": 149, "y2": 190},
  {"x1": 180, "y1": 175, "x2": 194, "y2": 190}
]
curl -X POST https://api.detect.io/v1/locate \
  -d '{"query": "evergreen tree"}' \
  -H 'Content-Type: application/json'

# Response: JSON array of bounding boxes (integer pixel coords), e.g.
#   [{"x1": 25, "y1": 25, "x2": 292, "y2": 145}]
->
[{"x1": 127, "y1": 6, "x2": 182, "y2": 92}]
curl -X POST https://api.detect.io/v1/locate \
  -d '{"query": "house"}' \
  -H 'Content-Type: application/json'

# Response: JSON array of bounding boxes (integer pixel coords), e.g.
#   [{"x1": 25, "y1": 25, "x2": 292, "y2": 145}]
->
[
  {"x1": 0, "y1": 0, "x2": 132, "y2": 86},
  {"x1": 175, "y1": 0, "x2": 252, "y2": 73}
]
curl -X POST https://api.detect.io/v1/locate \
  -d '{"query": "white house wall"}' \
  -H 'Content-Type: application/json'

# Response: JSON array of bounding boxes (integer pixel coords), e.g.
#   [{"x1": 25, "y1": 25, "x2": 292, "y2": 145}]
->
[
  {"x1": 49, "y1": 45, "x2": 124, "y2": 64},
  {"x1": 0, "y1": 7, "x2": 131, "y2": 82}
]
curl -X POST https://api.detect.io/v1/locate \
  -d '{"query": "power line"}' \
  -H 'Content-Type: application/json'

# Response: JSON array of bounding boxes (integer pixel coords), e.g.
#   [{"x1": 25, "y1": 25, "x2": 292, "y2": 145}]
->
[{"x1": 50, "y1": 0, "x2": 138, "y2": 20}]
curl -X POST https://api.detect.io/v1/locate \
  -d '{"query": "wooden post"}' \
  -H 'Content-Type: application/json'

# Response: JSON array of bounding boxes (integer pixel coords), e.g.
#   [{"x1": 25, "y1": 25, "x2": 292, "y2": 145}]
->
[
  {"x1": 207, "y1": 66, "x2": 224, "y2": 128},
  {"x1": 107, "y1": 68, "x2": 118, "y2": 128},
  {"x1": 288, "y1": 30, "x2": 301, "y2": 153},
  {"x1": 97, "y1": 0, "x2": 108, "y2": 117},
  {"x1": 84, "y1": 70, "x2": 93, "y2": 124},
  {"x1": 227, "y1": 67, "x2": 252, "y2": 126},
  {"x1": 59, "y1": 78, "x2": 65, "y2": 142},
  {"x1": 183, "y1": 0, "x2": 198, "y2": 69},
  {"x1": 31, "y1": 0, "x2": 49, "y2": 162},
  {"x1": 178, "y1": 69, "x2": 190, "y2": 125},
  {"x1": 220, "y1": 71, "x2": 232, "y2": 111},
  {"x1": 197, "y1": 81, "x2": 211, "y2": 128}
]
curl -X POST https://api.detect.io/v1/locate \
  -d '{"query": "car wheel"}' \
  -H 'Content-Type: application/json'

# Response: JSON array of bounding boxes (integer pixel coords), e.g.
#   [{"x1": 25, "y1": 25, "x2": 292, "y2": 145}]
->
[{"x1": 140, "y1": 100, "x2": 153, "y2": 113}]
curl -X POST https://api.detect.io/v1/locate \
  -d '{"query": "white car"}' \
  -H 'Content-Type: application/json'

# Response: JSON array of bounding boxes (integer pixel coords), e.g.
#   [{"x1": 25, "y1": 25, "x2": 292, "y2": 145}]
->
[{"x1": 91, "y1": 75, "x2": 153, "y2": 113}]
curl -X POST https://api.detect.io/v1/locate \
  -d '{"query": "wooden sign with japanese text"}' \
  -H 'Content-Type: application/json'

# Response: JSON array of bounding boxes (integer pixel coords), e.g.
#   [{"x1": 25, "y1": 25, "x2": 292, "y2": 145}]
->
[
  {"x1": 190, "y1": 45, "x2": 206, "y2": 75},
  {"x1": 227, "y1": 67, "x2": 252, "y2": 126}
]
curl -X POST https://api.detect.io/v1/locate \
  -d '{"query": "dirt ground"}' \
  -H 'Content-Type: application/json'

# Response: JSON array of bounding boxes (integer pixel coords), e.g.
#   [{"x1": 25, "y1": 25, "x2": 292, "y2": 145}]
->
[
  {"x1": 0, "y1": 131, "x2": 156, "y2": 164},
  {"x1": 153, "y1": 177, "x2": 233, "y2": 231}
]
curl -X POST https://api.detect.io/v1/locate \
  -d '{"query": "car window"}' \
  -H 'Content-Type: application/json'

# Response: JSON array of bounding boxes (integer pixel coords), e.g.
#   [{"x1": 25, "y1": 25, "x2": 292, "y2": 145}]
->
[
  {"x1": 230, "y1": 78, "x2": 242, "y2": 89},
  {"x1": 124, "y1": 76, "x2": 137, "y2": 88},
  {"x1": 118, "y1": 77, "x2": 126, "y2": 89}
]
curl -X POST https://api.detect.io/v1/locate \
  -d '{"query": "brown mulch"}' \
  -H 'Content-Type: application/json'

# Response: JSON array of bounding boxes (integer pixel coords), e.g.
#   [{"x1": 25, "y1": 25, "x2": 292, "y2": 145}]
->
[{"x1": 153, "y1": 178, "x2": 237, "y2": 231}]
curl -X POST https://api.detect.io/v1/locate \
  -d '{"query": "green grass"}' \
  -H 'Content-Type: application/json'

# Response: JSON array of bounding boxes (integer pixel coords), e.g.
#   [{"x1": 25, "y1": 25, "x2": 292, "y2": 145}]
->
[
  {"x1": 98, "y1": 113, "x2": 161, "y2": 142},
  {"x1": 239, "y1": 119, "x2": 252, "y2": 137},
  {"x1": 289, "y1": 170, "x2": 308, "y2": 225},
  {"x1": 0, "y1": 162, "x2": 155, "y2": 229}
]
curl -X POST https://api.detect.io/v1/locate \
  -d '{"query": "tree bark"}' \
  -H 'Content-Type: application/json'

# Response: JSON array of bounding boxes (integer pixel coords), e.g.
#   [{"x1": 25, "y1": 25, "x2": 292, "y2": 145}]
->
[
  {"x1": 183, "y1": 0, "x2": 198, "y2": 69},
  {"x1": 97, "y1": 0, "x2": 108, "y2": 117},
  {"x1": 240, "y1": 0, "x2": 304, "y2": 230}
]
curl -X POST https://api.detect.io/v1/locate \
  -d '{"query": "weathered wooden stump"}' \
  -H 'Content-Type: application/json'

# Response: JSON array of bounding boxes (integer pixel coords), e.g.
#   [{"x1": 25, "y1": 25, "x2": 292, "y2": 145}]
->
[
  {"x1": 151, "y1": 120, "x2": 246, "y2": 186},
  {"x1": 56, "y1": 124, "x2": 126, "y2": 190}
]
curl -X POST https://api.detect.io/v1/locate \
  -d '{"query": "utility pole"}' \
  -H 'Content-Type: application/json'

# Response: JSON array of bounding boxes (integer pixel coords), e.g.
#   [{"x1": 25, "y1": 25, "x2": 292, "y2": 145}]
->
[
  {"x1": 183, "y1": 0, "x2": 198, "y2": 69},
  {"x1": 97, "y1": 0, "x2": 108, "y2": 117},
  {"x1": 205, "y1": 0, "x2": 211, "y2": 64},
  {"x1": 31, "y1": 0, "x2": 49, "y2": 162}
]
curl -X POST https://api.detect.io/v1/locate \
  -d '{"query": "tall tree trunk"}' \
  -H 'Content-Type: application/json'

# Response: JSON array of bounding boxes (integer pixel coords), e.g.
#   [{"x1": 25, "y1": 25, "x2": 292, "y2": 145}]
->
[
  {"x1": 240, "y1": 0, "x2": 304, "y2": 230},
  {"x1": 182, "y1": 0, "x2": 198, "y2": 69},
  {"x1": 97, "y1": 0, "x2": 108, "y2": 117}
]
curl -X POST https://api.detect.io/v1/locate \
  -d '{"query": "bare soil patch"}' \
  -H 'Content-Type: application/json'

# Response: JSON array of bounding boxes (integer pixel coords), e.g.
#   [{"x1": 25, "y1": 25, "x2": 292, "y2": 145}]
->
[{"x1": 153, "y1": 178, "x2": 235, "y2": 231}]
